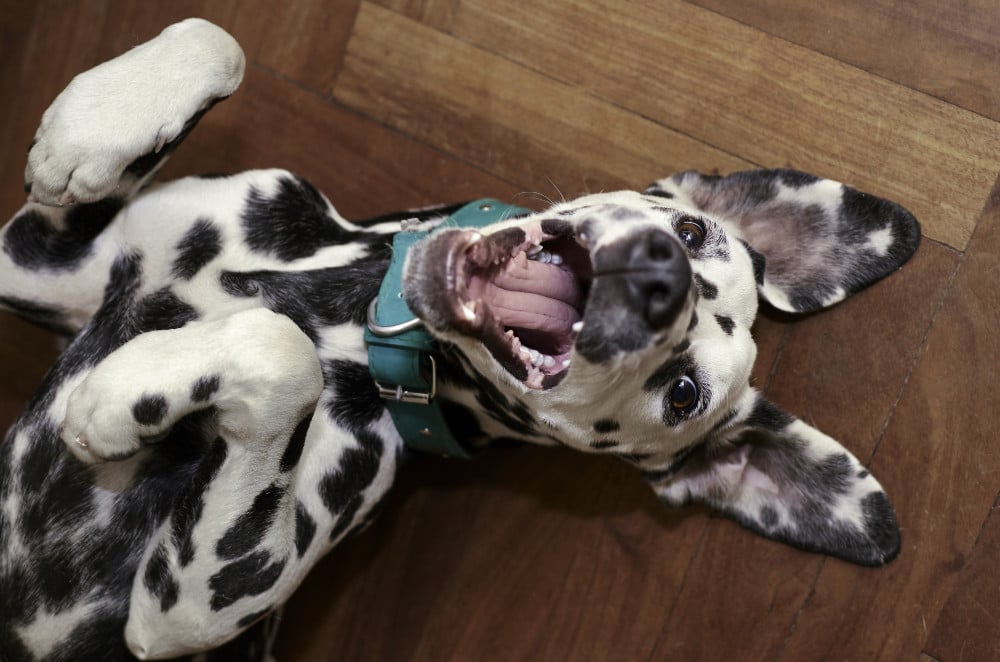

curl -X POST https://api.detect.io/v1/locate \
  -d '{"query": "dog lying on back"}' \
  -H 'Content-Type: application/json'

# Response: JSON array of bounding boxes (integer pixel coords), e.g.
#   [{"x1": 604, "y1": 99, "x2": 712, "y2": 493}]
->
[{"x1": 0, "y1": 18, "x2": 917, "y2": 661}]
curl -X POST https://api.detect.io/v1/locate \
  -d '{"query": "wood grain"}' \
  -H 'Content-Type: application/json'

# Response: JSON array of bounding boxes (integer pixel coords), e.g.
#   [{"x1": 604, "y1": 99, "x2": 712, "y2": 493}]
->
[
  {"x1": 0, "y1": 2, "x2": 998, "y2": 660},
  {"x1": 692, "y1": 0, "x2": 1000, "y2": 121},
  {"x1": 334, "y1": 3, "x2": 753, "y2": 199},
  {"x1": 445, "y1": 0, "x2": 1000, "y2": 250}
]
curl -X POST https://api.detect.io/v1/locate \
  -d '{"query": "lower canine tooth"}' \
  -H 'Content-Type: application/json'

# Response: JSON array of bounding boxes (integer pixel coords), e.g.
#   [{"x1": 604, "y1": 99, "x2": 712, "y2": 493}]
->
[
  {"x1": 572, "y1": 321, "x2": 584, "y2": 333},
  {"x1": 462, "y1": 303, "x2": 477, "y2": 321}
]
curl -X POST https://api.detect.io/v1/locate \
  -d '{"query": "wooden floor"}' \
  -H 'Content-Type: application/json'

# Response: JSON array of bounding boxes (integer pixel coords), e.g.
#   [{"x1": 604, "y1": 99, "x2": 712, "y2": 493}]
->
[{"x1": 2, "y1": 2, "x2": 999, "y2": 660}]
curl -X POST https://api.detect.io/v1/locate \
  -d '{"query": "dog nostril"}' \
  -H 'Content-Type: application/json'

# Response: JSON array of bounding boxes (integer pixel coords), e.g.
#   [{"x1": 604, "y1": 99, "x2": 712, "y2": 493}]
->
[
  {"x1": 645, "y1": 283, "x2": 675, "y2": 329},
  {"x1": 646, "y1": 231, "x2": 675, "y2": 262}
]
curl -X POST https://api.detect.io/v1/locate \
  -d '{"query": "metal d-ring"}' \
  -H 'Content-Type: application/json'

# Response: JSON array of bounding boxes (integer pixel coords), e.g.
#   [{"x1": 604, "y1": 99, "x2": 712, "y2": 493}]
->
[{"x1": 366, "y1": 298, "x2": 425, "y2": 337}]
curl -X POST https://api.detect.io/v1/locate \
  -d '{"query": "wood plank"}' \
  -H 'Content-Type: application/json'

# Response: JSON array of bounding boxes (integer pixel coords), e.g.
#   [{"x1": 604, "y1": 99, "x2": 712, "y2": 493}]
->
[
  {"x1": 447, "y1": 0, "x2": 1000, "y2": 250},
  {"x1": 372, "y1": 0, "x2": 460, "y2": 32},
  {"x1": 240, "y1": 0, "x2": 360, "y2": 91},
  {"x1": 764, "y1": 241, "x2": 961, "y2": 461},
  {"x1": 648, "y1": 240, "x2": 960, "y2": 660},
  {"x1": 274, "y1": 449, "x2": 710, "y2": 661},
  {"x1": 333, "y1": 3, "x2": 753, "y2": 200},
  {"x1": 692, "y1": 0, "x2": 1000, "y2": 121},
  {"x1": 924, "y1": 501, "x2": 1000, "y2": 660},
  {"x1": 779, "y1": 175, "x2": 1000, "y2": 659}
]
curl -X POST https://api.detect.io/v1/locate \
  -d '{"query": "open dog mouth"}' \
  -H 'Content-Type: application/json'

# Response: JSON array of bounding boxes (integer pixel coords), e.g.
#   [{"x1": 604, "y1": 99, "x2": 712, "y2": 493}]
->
[{"x1": 439, "y1": 221, "x2": 593, "y2": 389}]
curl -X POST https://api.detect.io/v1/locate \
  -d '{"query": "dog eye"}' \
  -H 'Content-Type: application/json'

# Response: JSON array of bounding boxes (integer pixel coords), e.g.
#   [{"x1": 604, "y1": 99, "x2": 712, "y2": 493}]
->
[
  {"x1": 677, "y1": 217, "x2": 706, "y2": 249},
  {"x1": 670, "y1": 376, "x2": 699, "y2": 415}
]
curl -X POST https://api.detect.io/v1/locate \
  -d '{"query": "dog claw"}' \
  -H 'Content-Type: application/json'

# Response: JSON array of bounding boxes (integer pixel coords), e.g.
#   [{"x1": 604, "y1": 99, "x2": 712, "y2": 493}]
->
[
  {"x1": 74, "y1": 433, "x2": 89, "y2": 449},
  {"x1": 58, "y1": 191, "x2": 76, "y2": 206},
  {"x1": 154, "y1": 132, "x2": 168, "y2": 153}
]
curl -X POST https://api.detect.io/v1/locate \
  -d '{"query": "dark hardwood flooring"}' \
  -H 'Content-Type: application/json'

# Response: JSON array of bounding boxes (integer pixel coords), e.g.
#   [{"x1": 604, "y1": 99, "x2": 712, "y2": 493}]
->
[{"x1": 1, "y1": 1, "x2": 998, "y2": 660}]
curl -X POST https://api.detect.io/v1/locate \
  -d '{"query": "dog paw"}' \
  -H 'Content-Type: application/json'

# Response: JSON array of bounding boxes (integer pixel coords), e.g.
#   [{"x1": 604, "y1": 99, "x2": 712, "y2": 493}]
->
[
  {"x1": 61, "y1": 377, "x2": 177, "y2": 463},
  {"x1": 26, "y1": 18, "x2": 245, "y2": 206}
]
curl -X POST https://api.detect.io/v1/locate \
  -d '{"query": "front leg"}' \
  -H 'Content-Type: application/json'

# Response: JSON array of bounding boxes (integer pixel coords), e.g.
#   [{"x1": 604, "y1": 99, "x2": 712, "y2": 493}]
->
[{"x1": 61, "y1": 308, "x2": 322, "y2": 464}]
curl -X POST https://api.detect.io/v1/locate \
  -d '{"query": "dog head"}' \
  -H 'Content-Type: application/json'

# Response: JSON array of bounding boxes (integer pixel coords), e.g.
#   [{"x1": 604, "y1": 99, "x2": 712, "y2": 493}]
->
[{"x1": 403, "y1": 169, "x2": 919, "y2": 566}]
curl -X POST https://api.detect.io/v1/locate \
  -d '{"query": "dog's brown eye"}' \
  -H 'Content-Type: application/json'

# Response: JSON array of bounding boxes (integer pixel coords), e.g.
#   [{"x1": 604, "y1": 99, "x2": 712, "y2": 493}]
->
[
  {"x1": 677, "y1": 217, "x2": 706, "y2": 249},
  {"x1": 670, "y1": 376, "x2": 699, "y2": 414}
]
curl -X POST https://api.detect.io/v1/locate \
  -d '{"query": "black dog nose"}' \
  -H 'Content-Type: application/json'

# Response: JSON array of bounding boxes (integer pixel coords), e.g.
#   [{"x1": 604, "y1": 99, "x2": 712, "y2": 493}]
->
[{"x1": 594, "y1": 227, "x2": 692, "y2": 331}]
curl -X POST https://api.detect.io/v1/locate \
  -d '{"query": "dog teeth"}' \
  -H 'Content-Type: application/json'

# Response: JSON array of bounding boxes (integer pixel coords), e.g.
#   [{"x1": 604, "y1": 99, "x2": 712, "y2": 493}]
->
[
  {"x1": 527, "y1": 248, "x2": 562, "y2": 265},
  {"x1": 562, "y1": 359, "x2": 571, "y2": 368},
  {"x1": 542, "y1": 355, "x2": 555, "y2": 368},
  {"x1": 461, "y1": 301, "x2": 477, "y2": 321},
  {"x1": 571, "y1": 321, "x2": 584, "y2": 333}
]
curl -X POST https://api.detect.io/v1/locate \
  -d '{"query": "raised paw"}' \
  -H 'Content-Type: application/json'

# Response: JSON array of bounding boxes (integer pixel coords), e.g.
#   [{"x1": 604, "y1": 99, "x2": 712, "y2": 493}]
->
[
  {"x1": 62, "y1": 379, "x2": 180, "y2": 463},
  {"x1": 26, "y1": 18, "x2": 245, "y2": 206}
]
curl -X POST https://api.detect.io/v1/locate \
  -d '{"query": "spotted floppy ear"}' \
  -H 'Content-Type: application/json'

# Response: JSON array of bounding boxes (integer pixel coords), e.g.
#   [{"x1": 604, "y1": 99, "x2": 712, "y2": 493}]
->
[
  {"x1": 644, "y1": 169, "x2": 921, "y2": 312},
  {"x1": 644, "y1": 394, "x2": 900, "y2": 567}
]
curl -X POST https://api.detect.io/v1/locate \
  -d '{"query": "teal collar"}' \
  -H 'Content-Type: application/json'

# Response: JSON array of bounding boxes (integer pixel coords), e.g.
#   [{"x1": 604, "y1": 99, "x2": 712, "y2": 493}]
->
[{"x1": 364, "y1": 199, "x2": 531, "y2": 458}]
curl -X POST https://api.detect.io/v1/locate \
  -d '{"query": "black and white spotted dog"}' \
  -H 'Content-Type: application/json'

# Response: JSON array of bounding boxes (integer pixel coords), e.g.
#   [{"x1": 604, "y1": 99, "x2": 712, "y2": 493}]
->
[{"x1": 0, "y1": 19, "x2": 919, "y2": 661}]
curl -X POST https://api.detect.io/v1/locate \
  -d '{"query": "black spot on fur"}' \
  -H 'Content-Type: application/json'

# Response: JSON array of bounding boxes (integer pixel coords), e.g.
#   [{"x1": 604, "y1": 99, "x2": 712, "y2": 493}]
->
[
  {"x1": 861, "y1": 491, "x2": 901, "y2": 564},
  {"x1": 672, "y1": 338, "x2": 691, "y2": 355},
  {"x1": 242, "y1": 175, "x2": 375, "y2": 261},
  {"x1": 294, "y1": 501, "x2": 317, "y2": 558},
  {"x1": 760, "y1": 506, "x2": 779, "y2": 528},
  {"x1": 647, "y1": 189, "x2": 675, "y2": 199},
  {"x1": 216, "y1": 483, "x2": 286, "y2": 561},
  {"x1": 209, "y1": 551, "x2": 287, "y2": 611},
  {"x1": 746, "y1": 397, "x2": 794, "y2": 432},
  {"x1": 738, "y1": 239, "x2": 766, "y2": 286},
  {"x1": 858, "y1": 469, "x2": 870, "y2": 479},
  {"x1": 592, "y1": 419, "x2": 620, "y2": 433},
  {"x1": 715, "y1": 314, "x2": 735, "y2": 335},
  {"x1": 133, "y1": 394, "x2": 168, "y2": 426},
  {"x1": 191, "y1": 374, "x2": 221, "y2": 402},
  {"x1": 323, "y1": 360, "x2": 384, "y2": 434},
  {"x1": 143, "y1": 543, "x2": 179, "y2": 612},
  {"x1": 320, "y1": 430, "x2": 384, "y2": 539},
  {"x1": 172, "y1": 217, "x2": 222, "y2": 280},
  {"x1": 172, "y1": 437, "x2": 228, "y2": 567},
  {"x1": 280, "y1": 416, "x2": 312, "y2": 472},
  {"x1": 3, "y1": 199, "x2": 122, "y2": 271},
  {"x1": 694, "y1": 273, "x2": 718, "y2": 300},
  {"x1": 778, "y1": 170, "x2": 820, "y2": 188},
  {"x1": 136, "y1": 288, "x2": 199, "y2": 332},
  {"x1": 687, "y1": 310, "x2": 699, "y2": 332},
  {"x1": 642, "y1": 442, "x2": 703, "y2": 483},
  {"x1": 220, "y1": 238, "x2": 389, "y2": 342}
]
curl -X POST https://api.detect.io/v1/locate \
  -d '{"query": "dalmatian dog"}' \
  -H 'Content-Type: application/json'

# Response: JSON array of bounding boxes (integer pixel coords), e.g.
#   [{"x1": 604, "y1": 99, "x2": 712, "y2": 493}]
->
[{"x1": 0, "y1": 18, "x2": 919, "y2": 661}]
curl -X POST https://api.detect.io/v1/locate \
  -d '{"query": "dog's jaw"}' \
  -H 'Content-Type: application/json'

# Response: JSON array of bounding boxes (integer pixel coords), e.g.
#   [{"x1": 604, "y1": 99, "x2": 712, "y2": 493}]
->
[{"x1": 404, "y1": 218, "x2": 594, "y2": 389}]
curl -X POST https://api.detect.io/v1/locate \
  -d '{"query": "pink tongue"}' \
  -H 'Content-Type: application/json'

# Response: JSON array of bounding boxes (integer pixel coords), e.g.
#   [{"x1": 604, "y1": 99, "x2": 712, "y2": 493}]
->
[{"x1": 469, "y1": 253, "x2": 582, "y2": 334}]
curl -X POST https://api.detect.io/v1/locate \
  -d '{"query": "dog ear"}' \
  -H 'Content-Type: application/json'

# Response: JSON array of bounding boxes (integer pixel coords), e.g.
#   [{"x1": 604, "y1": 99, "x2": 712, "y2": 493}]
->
[
  {"x1": 643, "y1": 394, "x2": 900, "y2": 567},
  {"x1": 644, "y1": 169, "x2": 921, "y2": 313}
]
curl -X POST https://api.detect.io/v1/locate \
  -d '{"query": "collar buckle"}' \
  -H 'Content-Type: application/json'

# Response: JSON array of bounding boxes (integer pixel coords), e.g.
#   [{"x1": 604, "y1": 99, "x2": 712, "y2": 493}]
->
[{"x1": 375, "y1": 355, "x2": 437, "y2": 404}]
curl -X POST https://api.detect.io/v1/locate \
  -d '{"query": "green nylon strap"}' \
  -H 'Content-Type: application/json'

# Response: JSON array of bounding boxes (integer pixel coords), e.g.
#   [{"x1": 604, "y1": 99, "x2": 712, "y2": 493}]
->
[{"x1": 364, "y1": 199, "x2": 531, "y2": 458}]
